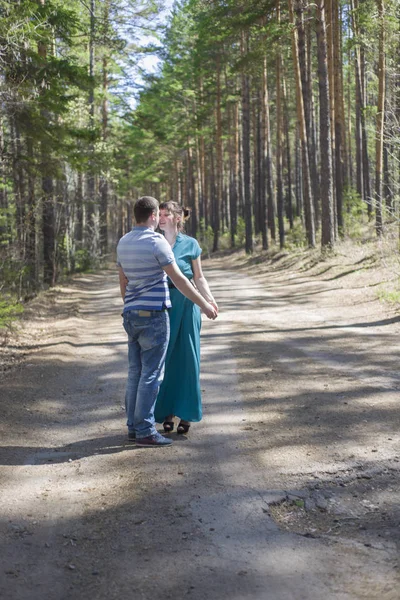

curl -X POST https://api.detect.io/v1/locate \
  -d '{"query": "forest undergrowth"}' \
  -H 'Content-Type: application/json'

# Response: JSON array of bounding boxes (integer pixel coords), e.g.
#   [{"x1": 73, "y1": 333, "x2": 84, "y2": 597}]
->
[{"x1": 210, "y1": 219, "x2": 400, "y2": 307}]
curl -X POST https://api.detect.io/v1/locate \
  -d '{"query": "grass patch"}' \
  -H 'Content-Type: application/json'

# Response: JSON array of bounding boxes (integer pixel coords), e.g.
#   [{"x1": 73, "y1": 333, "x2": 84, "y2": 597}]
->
[{"x1": 377, "y1": 286, "x2": 400, "y2": 306}]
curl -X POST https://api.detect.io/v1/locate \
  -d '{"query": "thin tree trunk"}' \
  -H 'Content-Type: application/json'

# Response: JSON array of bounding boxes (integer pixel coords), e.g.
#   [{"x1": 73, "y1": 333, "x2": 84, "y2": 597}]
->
[
  {"x1": 306, "y1": 14, "x2": 320, "y2": 227},
  {"x1": 276, "y1": 0, "x2": 285, "y2": 248},
  {"x1": 316, "y1": 0, "x2": 335, "y2": 248},
  {"x1": 26, "y1": 137, "x2": 37, "y2": 289},
  {"x1": 297, "y1": 1, "x2": 318, "y2": 231},
  {"x1": 14, "y1": 120, "x2": 25, "y2": 258},
  {"x1": 99, "y1": 0, "x2": 110, "y2": 255},
  {"x1": 87, "y1": 0, "x2": 98, "y2": 258},
  {"x1": 295, "y1": 128, "x2": 303, "y2": 217},
  {"x1": 210, "y1": 148, "x2": 218, "y2": 251},
  {"x1": 261, "y1": 79, "x2": 269, "y2": 247},
  {"x1": 351, "y1": 0, "x2": 371, "y2": 214},
  {"x1": 347, "y1": 45, "x2": 354, "y2": 190},
  {"x1": 213, "y1": 54, "x2": 223, "y2": 251},
  {"x1": 38, "y1": 0, "x2": 55, "y2": 285},
  {"x1": 263, "y1": 54, "x2": 274, "y2": 244},
  {"x1": 333, "y1": 0, "x2": 344, "y2": 234},
  {"x1": 227, "y1": 99, "x2": 238, "y2": 247},
  {"x1": 289, "y1": 0, "x2": 315, "y2": 247},
  {"x1": 360, "y1": 44, "x2": 372, "y2": 217},
  {"x1": 383, "y1": 138, "x2": 392, "y2": 210},
  {"x1": 375, "y1": 0, "x2": 385, "y2": 236},
  {"x1": 241, "y1": 30, "x2": 253, "y2": 254},
  {"x1": 253, "y1": 95, "x2": 261, "y2": 236},
  {"x1": 198, "y1": 123, "x2": 206, "y2": 225},
  {"x1": 0, "y1": 117, "x2": 8, "y2": 240},
  {"x1": 282, "y1": 72, "x2": 294, "y2": 228}
]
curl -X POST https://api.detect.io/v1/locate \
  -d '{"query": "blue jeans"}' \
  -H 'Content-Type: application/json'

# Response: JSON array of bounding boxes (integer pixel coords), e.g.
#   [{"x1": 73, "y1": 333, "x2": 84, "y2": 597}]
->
[{"x1": 123, "y1": 310, "x2": 170, "y2": 439}]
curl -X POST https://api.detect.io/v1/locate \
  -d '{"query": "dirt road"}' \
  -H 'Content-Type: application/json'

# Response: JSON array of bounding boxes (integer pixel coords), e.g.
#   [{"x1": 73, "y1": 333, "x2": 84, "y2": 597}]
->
[{"x1": 1, "y1": 262, "x2": 399, "y2": 599}]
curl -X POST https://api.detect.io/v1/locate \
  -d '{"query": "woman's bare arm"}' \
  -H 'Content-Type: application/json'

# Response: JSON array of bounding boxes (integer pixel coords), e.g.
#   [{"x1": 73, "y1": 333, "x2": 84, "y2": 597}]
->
[{"x1": 192, "y1": 257, "x2": 218, "y2": 311}]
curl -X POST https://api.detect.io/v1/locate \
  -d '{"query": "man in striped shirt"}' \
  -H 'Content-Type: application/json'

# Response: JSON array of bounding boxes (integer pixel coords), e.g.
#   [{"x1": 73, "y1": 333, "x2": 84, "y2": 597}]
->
[{"x1": 117, "y1": 196, "x2": 217, "y2": 447}]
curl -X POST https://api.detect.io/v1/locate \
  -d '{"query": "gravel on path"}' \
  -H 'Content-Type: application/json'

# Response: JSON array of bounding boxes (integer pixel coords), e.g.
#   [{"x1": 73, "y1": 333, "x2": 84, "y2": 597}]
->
[{"x1": 0, "y1": 264, "x2": 399, "y2": 599}]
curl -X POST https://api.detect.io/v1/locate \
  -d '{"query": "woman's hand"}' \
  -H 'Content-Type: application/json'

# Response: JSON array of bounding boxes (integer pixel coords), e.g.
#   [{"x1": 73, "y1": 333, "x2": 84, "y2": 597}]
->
[{"x1": 203, "y1": 302, "x2": 218, "y2": 320}]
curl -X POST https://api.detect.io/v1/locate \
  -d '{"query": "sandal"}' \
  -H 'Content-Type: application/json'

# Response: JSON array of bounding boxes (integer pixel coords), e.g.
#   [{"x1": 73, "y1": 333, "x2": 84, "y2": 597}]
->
[
  {"x1": 163, "y1": 420, "x2": 174, "y2": 433},
  {"x1": 177, "y1": 421, "x2": 190, "y2": 435}
]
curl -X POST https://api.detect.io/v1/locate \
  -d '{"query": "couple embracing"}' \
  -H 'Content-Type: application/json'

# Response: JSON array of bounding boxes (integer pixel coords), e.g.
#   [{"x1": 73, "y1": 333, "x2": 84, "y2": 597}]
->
[{"x1": 117, "y1": 196, "x2": 218, "y2": 447}]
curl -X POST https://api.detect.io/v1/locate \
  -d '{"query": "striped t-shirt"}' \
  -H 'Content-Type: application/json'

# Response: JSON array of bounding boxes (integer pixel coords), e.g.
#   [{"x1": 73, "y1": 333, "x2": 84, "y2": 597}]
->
[{"x1": 117, "y1": 226, "x2": 175, "y2": 312}]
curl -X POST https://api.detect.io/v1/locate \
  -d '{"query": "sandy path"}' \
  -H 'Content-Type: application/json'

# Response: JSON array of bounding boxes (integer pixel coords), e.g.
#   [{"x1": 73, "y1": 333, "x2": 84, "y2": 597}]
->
[{"x1": 0, "y1": 266, "x2": 398, "y2": 599}]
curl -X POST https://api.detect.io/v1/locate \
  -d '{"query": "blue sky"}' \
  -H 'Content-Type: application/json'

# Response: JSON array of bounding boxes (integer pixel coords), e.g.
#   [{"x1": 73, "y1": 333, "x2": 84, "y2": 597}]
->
[
  {"x1": 137, "y1": 0, "x2": 175, "y2": 75},
  {"x1": 114, "y1": 0, "x2": 176, "y2": 109}
]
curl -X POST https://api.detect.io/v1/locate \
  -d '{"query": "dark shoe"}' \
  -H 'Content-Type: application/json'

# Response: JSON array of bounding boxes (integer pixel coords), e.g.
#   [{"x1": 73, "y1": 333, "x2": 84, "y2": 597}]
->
[
  {"x1": 177, "y1": 421, "x2": 190, "y2": 435},
  {"x1": 136, "y1": 432, "x2": 173, "y2": 447},
  {"x1": 163, "y1": 420, "x2": 174, "y2": 433},
  {"x1": 128, "y1": 430, "x2": 136, "y2": 440}
]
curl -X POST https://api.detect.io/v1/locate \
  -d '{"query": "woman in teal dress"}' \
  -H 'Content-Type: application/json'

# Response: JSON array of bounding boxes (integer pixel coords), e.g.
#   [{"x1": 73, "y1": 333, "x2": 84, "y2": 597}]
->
[{"x1": 154, "y1": 202, "x2": 218, "y2": 434}]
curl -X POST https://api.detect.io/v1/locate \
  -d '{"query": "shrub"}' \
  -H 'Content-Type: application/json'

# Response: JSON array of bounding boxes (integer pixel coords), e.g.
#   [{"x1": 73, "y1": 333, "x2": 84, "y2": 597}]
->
[
  {"x1": 0, "y1": 296, "x2": 24, "y2": 331},
  {"x1": 285, "y1": 220, "x2": 307, "y2": 250}
]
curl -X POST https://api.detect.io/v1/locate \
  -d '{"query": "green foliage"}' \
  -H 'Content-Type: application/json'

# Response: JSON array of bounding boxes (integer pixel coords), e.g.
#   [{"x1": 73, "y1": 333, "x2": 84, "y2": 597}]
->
[
  {"x1": 343, "y1": 188, "x2": 369, "y2": 239},
  {"x1": 235, "y1": 217, "x2": 246, "y2": 247},
  {"x1": 198, "y1": 220, "x2": 214, "y2": 257},
  {"x1": 0, "y1": 296, "x2": 24, "y2": 330},
  {"x1": 0, "y1": 253, "x2": 28, "y2": 294},
  {"x1": 74, "y1": 249, "x2": 94, "y2": 273},
  {"x1": 284, "y1": 220, "x2": 307, "y2": 251},
  {"x1": 219, "y1": 229, "x2": 232, "y2": 250}
]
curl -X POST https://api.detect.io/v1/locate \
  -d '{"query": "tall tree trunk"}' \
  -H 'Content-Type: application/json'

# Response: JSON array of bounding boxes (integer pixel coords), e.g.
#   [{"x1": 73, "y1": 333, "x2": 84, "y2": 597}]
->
[
  {"x1": 263, "y1": 54, "x2": 274, "y2": 244},
  {"x1": 289, "y1": 0, "x2": 316, "y2": 246},
  {"x1": 228, "y1": 99, "x2": 239, "y2": 247},
  {"x1": 296, "y1": 1, "x2": 318, "y2": 231},
  {"x1": 99, "y1": 0, "x2": 110, "y2": 255},
  {"x1": 295, "y1": 129, "x2": 303, "y2": 217},
  {"x1": 253, "y1": 97, "x2": 260, "y2": 236},
  {"x1": 383, "y1": 138, "x2": 392, "y2": 210},
  {"x1": 276, "y1": 0, "x2": 285, "y2": 249},
  {"x1": 198, "y1": 125, "x2": 206, "y2": 225},
  {"x1": 316, "y1": 0, "x2": 335, "y2": 248},
  {"x1": 375, "y1": 0, "x2": 385, "y2": 236},
  {"x1": 351, "y1": 0, "x2": 371, "y2": 214},
  {"x1": 210, "y1": 148, "x2": 218, "y2": 251},
  {"x1": 38, "y1": 0, "x2": 55, "y2": 286},
  {"x1": 213, "y1": 54, "x2": 223, "y2": 251},
  {"x1": 26, "y1": 137, "x2": 37, "y2": 289},
  {"x1": 192, "y1": 99, "x2": 201, "y2": 237},
  {"x1": 326, "y1": 0, "x2": 336, "y2": 204},
  {"x1": 87, "y1": 0, "x2": 98, "y2": 258},
  {"x1": 282, "y1": 72, "x2": 294, "y2": 228},
  {"x1": 14, "y1": 120, "x2": 25, "y2": 259},
  {"x1": 354, "y1": 51, "x2": 364, "y2": 201},
  {"x1": 332, "y1": 0, "x2": 345, "y2": 234},
  {"x1": 241, "y1": 30, "x2": 253, "y2": 254},
  {"x1": 186, "y1": 140, "x2": 197, "y2": 237},
  {"x1": 306, "y1": 15, "x2": 320, "y2": 227},
  {"x1": 0, "y1": 118, "x2": 8, "y2": 240},
  {"x1": 360, "y1": 45, "x2": 372, "y2": 217},
  {"x1": 347, "y1": 46, "x2": 354, "y2": 190}
]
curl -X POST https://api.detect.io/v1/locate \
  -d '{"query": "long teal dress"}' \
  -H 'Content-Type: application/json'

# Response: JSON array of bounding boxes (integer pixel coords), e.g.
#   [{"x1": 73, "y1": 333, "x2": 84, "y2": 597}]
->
[{"x1": 154, "y1": 233, "x2": 203, "y2": 423}]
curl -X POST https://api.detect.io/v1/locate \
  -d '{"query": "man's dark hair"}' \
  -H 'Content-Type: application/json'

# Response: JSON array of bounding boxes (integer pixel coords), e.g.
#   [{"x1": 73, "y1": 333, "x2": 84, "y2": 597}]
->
[{"x1": 134, "y1": 196, "x2": 159, "y2": 224}]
